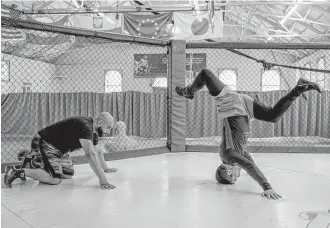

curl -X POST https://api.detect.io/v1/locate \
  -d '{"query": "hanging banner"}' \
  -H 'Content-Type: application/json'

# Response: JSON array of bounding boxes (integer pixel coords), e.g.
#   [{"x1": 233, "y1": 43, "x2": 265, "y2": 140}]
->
[
  {"x1": 173, "y1": 11, "x2": 223, "y2": 40},
  {"x1": 124, "y1": 12, "x2": 173, "y2": 39},
  {"x1": 74, "y1": 14, "x2": 122, "y2": 32}
]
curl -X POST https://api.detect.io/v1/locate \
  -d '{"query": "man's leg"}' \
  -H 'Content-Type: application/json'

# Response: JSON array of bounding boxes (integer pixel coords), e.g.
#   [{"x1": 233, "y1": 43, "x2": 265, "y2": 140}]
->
[
  {"x1": 176, "y1": 69, "x2": 226, "y2": 98},
  {"x1": 254, "y1": 78, "x2": 322, "y2": 123},
  {"x1": 61, "y1": 153, "x2": 74, "y2": 179},
  {"x1": 24, "y1": 169, "x2": 62, "y2": 185},
  {"x1": 4, "y1": 136, "x2": 62, "y2": 187}
]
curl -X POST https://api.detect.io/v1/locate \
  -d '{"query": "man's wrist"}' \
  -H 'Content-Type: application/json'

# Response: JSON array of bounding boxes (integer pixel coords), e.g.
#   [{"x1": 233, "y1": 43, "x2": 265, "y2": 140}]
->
[{"x1": 263, "y1": 186, "x2": 273, "y2": 191}]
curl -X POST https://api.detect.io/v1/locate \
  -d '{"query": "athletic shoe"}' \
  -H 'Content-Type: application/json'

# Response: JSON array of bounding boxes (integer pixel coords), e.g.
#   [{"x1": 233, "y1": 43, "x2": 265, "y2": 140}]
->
[
  {"x1": 3, "y1": 166, "x2": 21, "y2": 188},
  {"x1": 295, "y1": 78, "x2": 323, "y2": 93},
  {"x1": 175, "y1": 86, "x2": 194, "y2": 99}
]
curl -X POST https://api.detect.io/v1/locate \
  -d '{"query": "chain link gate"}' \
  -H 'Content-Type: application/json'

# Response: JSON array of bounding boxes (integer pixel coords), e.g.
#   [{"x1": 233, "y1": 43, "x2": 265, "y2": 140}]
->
[
  {"x1": 1, "y1": 18, "x2": 170, "y2": 164},
  {"x1": 185, "y1": 46, "x2": 330, "y2": 152}
]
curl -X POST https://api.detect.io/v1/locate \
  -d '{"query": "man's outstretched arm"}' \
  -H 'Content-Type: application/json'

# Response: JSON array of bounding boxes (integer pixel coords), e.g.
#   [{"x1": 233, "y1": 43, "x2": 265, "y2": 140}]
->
[
  {"x1": 225, "y1": 149, "x2": 281, "y2": 200},
  {"x1": 95, "y1": 144, "x2": 117, "y2": 173},
  {"x1": 79, "y1": 139, "x2": 115, "y2": 190}
]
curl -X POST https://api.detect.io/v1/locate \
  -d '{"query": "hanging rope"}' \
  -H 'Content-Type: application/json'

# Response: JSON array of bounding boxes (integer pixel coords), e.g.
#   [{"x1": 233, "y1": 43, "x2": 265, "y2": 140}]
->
[{"x1": 226, "y1": 49, "x2": 330, "y2": 73}]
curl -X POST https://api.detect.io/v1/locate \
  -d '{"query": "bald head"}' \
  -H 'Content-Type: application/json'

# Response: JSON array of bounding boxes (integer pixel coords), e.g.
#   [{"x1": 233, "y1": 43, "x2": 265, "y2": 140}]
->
[
  {"x1": 96, "y1": 112, "x2": 113, "y2": 123},
  {"x1": 95, "y1": 112, "x2": 114, "y2": 136}
]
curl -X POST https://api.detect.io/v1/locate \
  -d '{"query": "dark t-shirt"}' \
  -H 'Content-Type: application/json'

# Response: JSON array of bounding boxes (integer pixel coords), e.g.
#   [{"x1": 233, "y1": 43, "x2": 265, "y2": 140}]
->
[
  {"x1": 38, "y1": 116, "x2": 97, "y2": 153},
  {"x1": 220, "y1": 116, "x2": 272, "y2": 191}
]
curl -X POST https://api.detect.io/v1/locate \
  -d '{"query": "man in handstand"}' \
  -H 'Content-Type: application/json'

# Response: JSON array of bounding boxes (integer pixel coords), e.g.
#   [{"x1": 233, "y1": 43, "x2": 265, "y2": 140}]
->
[{"x1": 176, "y1": 69, "x2": 322, "y2": 200}]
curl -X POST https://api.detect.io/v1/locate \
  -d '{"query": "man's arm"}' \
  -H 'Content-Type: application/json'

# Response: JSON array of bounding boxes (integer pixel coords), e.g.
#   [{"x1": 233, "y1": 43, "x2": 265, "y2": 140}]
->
[
  {"x1": 226, "y1": 148, "x2": 272, "y2": 190},
  {"x1": 95, "y1": 145, "x2": 117, "y2": 173},
  {"x1": 79, "y1": 139, "x2": 115, "y2": 189},
  {"x1": 225, "y1": 149, "x2": 281, "y2": 199},
  {"x1": 94, "y1": 145, "x2": 108, "y2": 170}
]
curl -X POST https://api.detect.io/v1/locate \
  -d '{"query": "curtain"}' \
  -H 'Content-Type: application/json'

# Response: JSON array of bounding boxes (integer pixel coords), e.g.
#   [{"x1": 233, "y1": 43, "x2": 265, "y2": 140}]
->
[
  {"x1": 2, "y1": 90, "x2": 329, "y2": 139},
  {"x1": 185, "y1": 90, "x2": 330, "y2": 138},
  {"x1": 1, "y1": 91, "x2": 167, "y2": 138}
]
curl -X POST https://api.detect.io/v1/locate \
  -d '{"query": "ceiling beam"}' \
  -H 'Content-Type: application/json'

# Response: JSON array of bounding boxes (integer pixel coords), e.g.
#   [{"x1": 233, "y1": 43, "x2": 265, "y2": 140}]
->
[
  {"x1": 34, "y1": 1, "x2": 55, "y2": 10},
  {"x1": 280, "y1": 1, "x2": 301, "y2": 25},
  {"x1": 294, "y1": 20, "x2": 326, "y2": 34},
  {"x1": 223, "y1": 15, "x2": 305, "y2": 43},
  {"x1": 20, "y1": 1, "x2": 330, "y2": 14},
  {"x1": 228, "y1": 5, "x2": 330, "y2": 27},
  {"x1": 253, "y1": 13, "x2": 309, "y2": 42},
  {"x1": 265, "y1": 5, "x2": 286, "y2": 15},
  {"x1": 312, "y1": 5, "x2": 330, "y2": 16},
  {"x1": 227, "y1": 11, "x2": 300, "y2": 42},
  {"x1": 133, "y1": 0, "x2": 160, "y2": 15},
  {"x1": 219, "y1": 33, "x2": 330, "y2": 39},
  {"x1": 213, "y1": 1, "x2": 330, "y2": 7},
  {"x1": 224, "y1": 16, "x2": 257, "y2": 36},
  {"x1": 247, "y1": 12, "x2": 330, "y2": 27},
  {"x1": 11, "y1": 1, "x2": 30, "y2": 9},
  {"x1": 62, "y1": 0, "x2": 77, "y2": 9},
  {"x1": 228, "y1": 12, "x2": 261, "y2": 29}
]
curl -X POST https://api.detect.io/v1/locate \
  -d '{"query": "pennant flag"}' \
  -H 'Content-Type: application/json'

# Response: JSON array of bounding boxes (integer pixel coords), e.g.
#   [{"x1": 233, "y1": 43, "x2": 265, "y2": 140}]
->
[
  {"x1": 1, "y1": 28, "x2": 25, "y2": 41},
  {"x1": 1, "y1": 7, "x2": 22, "y2": 19},
  {"x1": 2, "y1": 15, "x2": 74, "y2": 62},
  {"x1": 123, "y1": 12, "x2": 173, "y2": 39},
  {"x1": 1, "y1": 28, "x2": 26, "y2": 52},
  {"x1": 173, "y1": 11, "x2": 223, "y2": 40},
  {"x1": 73, "y1": 14, "x2": 122, "y2": 33},
  {"x1": 1, "y1": 11, "x2": 25, "y2": 46}
]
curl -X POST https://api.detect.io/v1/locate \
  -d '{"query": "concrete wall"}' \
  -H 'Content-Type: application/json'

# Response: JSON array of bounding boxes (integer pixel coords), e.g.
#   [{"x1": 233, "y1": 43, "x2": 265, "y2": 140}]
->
[
  {"x1": 53, "y1": 43, "x2": 295, "y2": 92},
  {"x1": 5, "y1": 44, "x2": 328, "y2": 94},
  {"x1": 53, "y1": 43, "x2": 166, "y2": 93},
  {"x1": 1, "y1": 54, "x2": 58, "y2": 94}
]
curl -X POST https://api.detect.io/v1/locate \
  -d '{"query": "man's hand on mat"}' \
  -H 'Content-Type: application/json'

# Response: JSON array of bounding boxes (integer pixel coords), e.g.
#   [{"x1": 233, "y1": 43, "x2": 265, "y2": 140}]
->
[
  {"x1": 104, "y1": 168, "x2": 118, "y2": 173},
  {"x1": 99, "y1": 179, "x2": 116, "y2": 190},
  {"x1": 262, "y1": 189, "x2": 282, "y2": 200}
]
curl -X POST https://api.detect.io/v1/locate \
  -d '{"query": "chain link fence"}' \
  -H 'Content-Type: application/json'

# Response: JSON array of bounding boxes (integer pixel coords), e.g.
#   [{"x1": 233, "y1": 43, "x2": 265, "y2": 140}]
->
[
  {"x1": 185, "y1": 47, "x2": 330, "y2": 152},
  {"x1": 2, "y1": 18, "x2": 330, "y2": 165},
  {"x1": 1, "y1": 22, "x2": 169, "y2": 163}
]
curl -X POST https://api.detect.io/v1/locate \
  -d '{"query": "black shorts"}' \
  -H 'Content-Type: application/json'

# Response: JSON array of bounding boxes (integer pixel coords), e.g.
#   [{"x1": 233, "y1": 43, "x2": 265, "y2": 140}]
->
[
  {"x1": 23, "y1": 135, "x2": 74, "y2": 179},
  {"x1": 220, "y1": 116, "x2": 250, "y2": 163}
]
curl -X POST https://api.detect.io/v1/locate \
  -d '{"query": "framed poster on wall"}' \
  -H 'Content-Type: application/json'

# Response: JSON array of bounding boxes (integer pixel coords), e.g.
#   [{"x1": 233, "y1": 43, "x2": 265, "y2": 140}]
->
[
  {"x1": 134, "y1": 53, "x2": 206, "y2": 78},
  {"x1": 1, "y1": 60, "x2": 10, "y2": 82},
  {"x1": 134, "y1": 54, "x2": 168, "y2": 78}
]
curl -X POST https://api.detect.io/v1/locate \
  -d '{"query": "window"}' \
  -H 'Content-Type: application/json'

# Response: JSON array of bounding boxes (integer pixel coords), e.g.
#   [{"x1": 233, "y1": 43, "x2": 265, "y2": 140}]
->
[
  {"x1": 105, "y1": 70, "x2": 122, "y2": 92},
  {"x1": 152, "y1": 78, "x2": 167, "y2": 88},
  {"x1": 262, "y1": 70, "x2": 280, "y2": 91},
  {"x1": 1, "y1": 60, "x2": 10, "y2": 82},
  {"x1": 22, "y1": 82, "x2": 32, "y2": 93},
  {"x1": 218, "y1": 69, "x2": 237, "y2": 90}
]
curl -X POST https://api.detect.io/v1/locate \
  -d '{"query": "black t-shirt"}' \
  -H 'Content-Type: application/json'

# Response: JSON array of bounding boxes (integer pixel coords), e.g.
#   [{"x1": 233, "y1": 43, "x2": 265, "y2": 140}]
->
[{"x1": 38, "y1": 116, "x2": 97, "y2": 153}]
